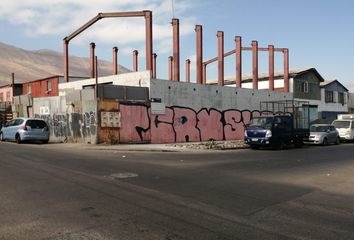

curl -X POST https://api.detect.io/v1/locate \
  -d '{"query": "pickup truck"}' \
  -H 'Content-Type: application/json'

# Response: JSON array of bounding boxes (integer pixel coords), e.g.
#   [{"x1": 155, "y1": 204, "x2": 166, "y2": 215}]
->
[{"x1": 244, "y1": 115, "x2": 310, "y2": 149}]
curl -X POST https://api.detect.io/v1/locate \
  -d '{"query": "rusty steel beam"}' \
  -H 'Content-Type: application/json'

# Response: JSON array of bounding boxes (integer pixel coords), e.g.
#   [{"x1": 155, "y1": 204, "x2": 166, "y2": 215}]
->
[
  {"x1": 274, "y1": 48, "x2": 285, "y2": 52},
  {"x1": 90, "y1": 42, "x2": 96, "y2": 78},
  {"x1": 152, "y1": 53, "x2": 157, "y2": 79},
  {"x1": 185, "y1": 59, "x2": 191, "y2": 83},
  {"x1": 133, "y1": 50, "x2": 139, "y2": 72},
  {"x1": 195, "y1": 25, "x2": 203, "y2": 84},
  {"x1": 252, "y1": 40, "x2": 258, "y2": 90},
  {"x1": 268, "y1": 45, "x2": 275, "y2": 91},
  {"x1": 168, "y1": 56, "x2": 173, "y2": 81},
  {"x1": 172, "y1": 18, "x2": 180, "y2": 81},
  {"x1": 217, "y1": 31, "x2": 224, "y2": 86},
  {"x1": 144, "y1": 10, "x2": 153, "y2": 74},
  {"x1": 235, "y1": 36, "x2": 242, "y2": 88},
  {"x1": 63, "y1": 10, "x2": 153, "y2": 82},
  {"x1": 204, "y1": 49, "x2": 236, "y2": 65},
  {"x1": 113, "y1": 47, "x2": 118, "y2": 75},
  {"x1": 63, "y1": 40, "x2": 69, "y2": 82},
  {"x1": 284, "y1": 48, "x2": 289, "y2": 92}
]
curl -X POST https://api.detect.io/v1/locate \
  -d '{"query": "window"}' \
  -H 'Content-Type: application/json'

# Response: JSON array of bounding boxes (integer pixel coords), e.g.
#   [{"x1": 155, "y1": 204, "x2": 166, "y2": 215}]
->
[
  {"x1": 338, "y1": 92, "x2": 345, "y2": 104},
  {"x1": 0, "y1": 93, "x2": 3, "y2": 102},
  {"x1": 301, "y1": 81, "x2": 309, "y2": 93},
  {"x1": 46, "y1": 80, "x2": 52, "y2": 92},
  {"x1": 28, "y1": 83, "x2": 32, "y2": 94},
  {"x1": 325, "y1": 90, "x2": 334, "y2": 103},
  {"x1": 6, "y1": 91, "x2": 10, "y2": 101}
]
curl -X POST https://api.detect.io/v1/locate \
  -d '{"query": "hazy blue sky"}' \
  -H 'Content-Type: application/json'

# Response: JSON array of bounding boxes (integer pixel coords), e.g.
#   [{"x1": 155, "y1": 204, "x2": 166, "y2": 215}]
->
[{"x1": 1, "y1": 0, "x2": 353, "y2": 90}]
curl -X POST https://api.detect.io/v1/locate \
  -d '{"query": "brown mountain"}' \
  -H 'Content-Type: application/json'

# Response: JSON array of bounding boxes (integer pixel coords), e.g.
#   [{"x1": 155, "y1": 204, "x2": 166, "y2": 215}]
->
[{"x1": 0, "y1": 42, "x2": 130, "y2": 86}]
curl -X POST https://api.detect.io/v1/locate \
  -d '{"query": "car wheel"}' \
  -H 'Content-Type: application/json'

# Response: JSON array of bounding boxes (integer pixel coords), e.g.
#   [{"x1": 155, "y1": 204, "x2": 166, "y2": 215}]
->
[
  {"x1": 0, "y1": 132, "x2": 4, "y2": 142},
  {"x1": 335, "y1": 137, "x2": 340, "y2": 145},
  {"x1": 15, "y1": 134, "x2": 22, "y2": 144},
  {"x1": 322, "y1": 137, "x2": 328, "y2": 146},
  {"x1": 276, "y1": 140, "x2": 285, "y2": 150}
]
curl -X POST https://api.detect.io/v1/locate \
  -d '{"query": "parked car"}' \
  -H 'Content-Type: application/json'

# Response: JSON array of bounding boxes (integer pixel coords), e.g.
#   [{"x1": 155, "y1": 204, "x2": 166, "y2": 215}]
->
[
  {"x1": 0, "y1": 118, "x2": 49, "y2": 144},
  {"x1": 244, "y1": 115, "x2": 309, "y2": 149},
  {"x1": 304, "y1": 124, "x2": 339, "y2": 145},
  {"x1": 332, "y1": 114, "x2": 354, "y2": 142}
]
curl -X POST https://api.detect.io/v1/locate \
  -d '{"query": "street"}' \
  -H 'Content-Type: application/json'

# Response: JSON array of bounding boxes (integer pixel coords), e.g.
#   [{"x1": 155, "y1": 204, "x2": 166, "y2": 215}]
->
[{"x1": 1, "y1": 142, "x2": 354, "y2": 240}]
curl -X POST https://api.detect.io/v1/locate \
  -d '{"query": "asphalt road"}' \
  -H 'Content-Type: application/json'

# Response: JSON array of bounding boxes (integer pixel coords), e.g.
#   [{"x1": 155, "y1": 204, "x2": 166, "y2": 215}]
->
[{"x1": 1, "y1": 142, "x2": 354, "y2": 240}]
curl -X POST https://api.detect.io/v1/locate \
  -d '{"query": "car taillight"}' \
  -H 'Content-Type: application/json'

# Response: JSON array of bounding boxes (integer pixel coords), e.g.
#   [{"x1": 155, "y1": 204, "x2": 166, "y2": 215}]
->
[{"x1": 21, "y1": 125, "x2": 28, "y2": 131}]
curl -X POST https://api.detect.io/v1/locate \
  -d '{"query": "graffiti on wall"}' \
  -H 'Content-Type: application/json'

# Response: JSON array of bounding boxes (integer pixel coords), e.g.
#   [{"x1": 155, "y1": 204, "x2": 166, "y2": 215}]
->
[
  {"x1": 119, "y1": 103, "x2": 275, "y2": 144},
  {"x1": 35, "y1": 111, "x2": 97, "y2": 140}
]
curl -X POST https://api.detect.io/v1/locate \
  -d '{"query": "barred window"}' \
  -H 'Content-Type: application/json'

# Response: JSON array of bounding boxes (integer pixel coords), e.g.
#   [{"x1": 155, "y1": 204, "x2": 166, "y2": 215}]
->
[{"x1": 325, "y1": 91, "x2": 334, "y2": 103}]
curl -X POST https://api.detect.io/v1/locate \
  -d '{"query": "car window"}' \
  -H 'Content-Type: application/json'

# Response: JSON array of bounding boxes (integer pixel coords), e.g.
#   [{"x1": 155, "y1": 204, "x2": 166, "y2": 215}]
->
[
  {"x1": 14, "y1": 119, "x2": 24, "y2": 126},
  {"x1": 26, "y1": 120, "x2": 48, "y2": 129},
  {"x1": 6, "y1": 120, "x2": 15, "y2": 127}
]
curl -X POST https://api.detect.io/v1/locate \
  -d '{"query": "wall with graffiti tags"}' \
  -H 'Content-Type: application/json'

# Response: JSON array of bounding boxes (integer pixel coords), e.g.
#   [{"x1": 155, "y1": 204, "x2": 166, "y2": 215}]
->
[
  {"x1": 33, "y1": 93, "x2": 97, "y2": 143},
  {"x1": 119, "y1": 103, "x2": 274, "y2": 143}
]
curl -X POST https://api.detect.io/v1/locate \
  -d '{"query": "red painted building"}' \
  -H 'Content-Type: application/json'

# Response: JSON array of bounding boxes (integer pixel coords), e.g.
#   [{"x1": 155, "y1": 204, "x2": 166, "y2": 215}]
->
[{"x1": 23, "y1": 75, "x2": 87, "y2": 97}]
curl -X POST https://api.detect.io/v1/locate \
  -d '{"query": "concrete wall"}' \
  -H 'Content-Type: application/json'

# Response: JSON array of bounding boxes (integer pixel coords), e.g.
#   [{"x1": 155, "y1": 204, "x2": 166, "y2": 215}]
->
[
  {"x1": 59, "y1": 71, "x2": 150, "y2": 96},
  {"x1": 33, "y1": 89, "x2": 98, "y2": 143},
  {"x1": 149, "y1": 79, "x2": 292, "y2": 111}
]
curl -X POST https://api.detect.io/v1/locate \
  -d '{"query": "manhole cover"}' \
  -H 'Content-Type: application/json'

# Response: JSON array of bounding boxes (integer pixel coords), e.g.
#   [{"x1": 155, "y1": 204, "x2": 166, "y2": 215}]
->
[{"x1": 109, "y1": 172, "x2": 138, "y2": 179}]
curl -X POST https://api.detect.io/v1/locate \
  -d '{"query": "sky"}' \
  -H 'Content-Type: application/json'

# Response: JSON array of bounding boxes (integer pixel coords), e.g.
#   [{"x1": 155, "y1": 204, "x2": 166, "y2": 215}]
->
[{"x1": 0, "y1": 0, "x2": 354, "y2": 90}]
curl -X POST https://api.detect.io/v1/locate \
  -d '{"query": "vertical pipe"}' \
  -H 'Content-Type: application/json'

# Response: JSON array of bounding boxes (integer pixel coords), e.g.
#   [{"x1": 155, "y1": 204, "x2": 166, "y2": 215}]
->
[
  {"x1": 202, "y1": 63, "x2": 207, "y2": 84},
  {"x1": 133, "y1": 50, "x2": 139, "y2": 72},
  {"x1": 217, "y1": 31, "x2": 224, "y2": 86},
  {"x1": 284, "y1": 48, "x2": 289, "y2": 92},
  {"x1": 113, "y1": 47, "x2": 118, "y2": 75},
  {"x1": 252, "y1": 40, "x2": 258, "y2": 90},
  {"x1": 185, "y1": 59, "x2": 191, "y2": 83},
  {"x1": 63, "y1": 40, "x2": 69, "y2": 82},
  {"x1": 90, "y1": 42, "x2": 96, "y2": 78},
  {"x1": 172, "y1": 18, "x2": 180, "y2": 82},
  {"x1": 168, "y1": 56, "x2": 173, "y2": 81},
  {"x1": 144, "y1": 11, "x2": 153, "y2": 74},
  {"x1": 95, "y1": 56, "x2": 98, "y2": 99},
  {"x1": 235, "y1": 36, "x2": 242, "y2": 88},
  {"x1": 195, "y1": 25, "x2": 203, "y2": 84},
  {"x1": 152, "y1": 53, "x2": 157, "y2": 79},
  {"x1": 268, "y1": 45, "x2": 275, "y2": 91}
]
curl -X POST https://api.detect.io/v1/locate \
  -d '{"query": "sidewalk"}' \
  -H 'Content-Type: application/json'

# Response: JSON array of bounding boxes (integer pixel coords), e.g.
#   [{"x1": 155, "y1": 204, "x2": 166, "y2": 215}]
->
[{"x1": 72, "y1": 140, "x2": 249, "y2": 152}]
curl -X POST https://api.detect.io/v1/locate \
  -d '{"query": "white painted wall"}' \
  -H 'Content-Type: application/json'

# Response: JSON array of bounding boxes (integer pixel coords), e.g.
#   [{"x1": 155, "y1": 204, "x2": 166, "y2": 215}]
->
[{"x1": 59, "y1": 71, "x2": 150, "y2": 96}]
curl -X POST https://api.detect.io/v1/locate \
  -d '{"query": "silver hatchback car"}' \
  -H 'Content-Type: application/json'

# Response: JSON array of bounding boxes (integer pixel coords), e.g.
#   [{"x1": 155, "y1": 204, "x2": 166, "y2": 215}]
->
[
  {"x1": 305, "y1": 124, "x2": 340, "y2": 145},
  {"x1": 0, "y1": 118, "x2": 49, "y2": 144}
]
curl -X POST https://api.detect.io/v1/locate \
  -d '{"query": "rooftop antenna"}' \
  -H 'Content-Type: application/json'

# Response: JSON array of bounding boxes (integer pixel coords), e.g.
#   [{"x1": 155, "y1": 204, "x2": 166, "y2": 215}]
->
[{"x1": 171, "y1": 0, "x2": 175, "y2": 18}]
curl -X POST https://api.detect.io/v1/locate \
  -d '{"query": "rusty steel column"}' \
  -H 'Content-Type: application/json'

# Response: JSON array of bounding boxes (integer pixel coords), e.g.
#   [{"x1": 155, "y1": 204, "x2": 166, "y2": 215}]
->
[
  {"x1": 172, "y1": 18, "x2": 180, "y2": 81},
  {"x1": 90, "y1": 42, "x2": 96, "y2": 78},
  {"x1": 185, "y1": 59, "x2": 191, "y2": 83},
  {"x1": 235, "y1": 36, "x2": 242, "y2": 88},
  {"x1": 168, "y1": 56, "x2": 173, "y2": 80},
  {"x1": 202, "y1": 63, "x2": 207, "y2": 84},
  {"x1": 268, "y1": 45, "x2": 275, "y2": 91},
  {"x1": 217, "y1": 31, "x2": 224, "y2": 86},
  {"x1": 144, "y1": 11, "x2": 153, "y2": 74},
  {"x1": 133, "y1": 50, "x2": 139, "y2": 72},
  {"x1": 195, "y1": 25, "x2": 203, "y2": 84},
  {"x1": 63, "y1": 40, "x2": 69, "y2": 82},
  {"x1": 252, "y1": 40, "x2": 258, "y2": 90},
  {"x1": 113, "y1": 47, "x2": 118, "y2": 75},
  {"x1": 152, "y1": 53, "x2": 157, "y2": 79},
  {"x1": 284, "y1": 48, "x2": 289, "y2": 92}
]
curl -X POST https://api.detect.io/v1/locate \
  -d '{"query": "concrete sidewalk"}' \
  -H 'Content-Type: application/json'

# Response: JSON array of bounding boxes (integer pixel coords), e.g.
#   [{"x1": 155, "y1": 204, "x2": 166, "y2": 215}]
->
[{"x1": 52, "y1": 140, "x2": 249, "y2": 152}]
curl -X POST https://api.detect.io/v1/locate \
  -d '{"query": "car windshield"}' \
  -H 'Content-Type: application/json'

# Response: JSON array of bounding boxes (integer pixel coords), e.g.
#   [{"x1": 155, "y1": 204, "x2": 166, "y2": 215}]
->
[
  {"x1": 332, "y1": 121, "x2": 350, "y2": 128},
  {"x1": 248, "y1": 117, "x2": 273, "y2": 128},
  {"x1": 310, "y1": 125, "x2": 330, "y2": 132}
]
